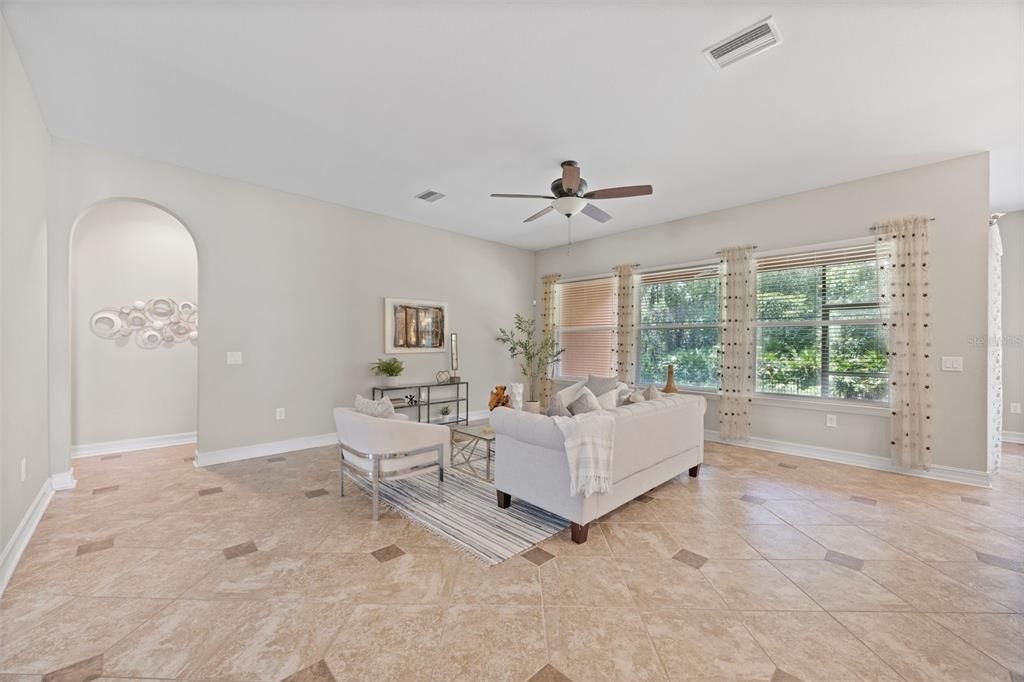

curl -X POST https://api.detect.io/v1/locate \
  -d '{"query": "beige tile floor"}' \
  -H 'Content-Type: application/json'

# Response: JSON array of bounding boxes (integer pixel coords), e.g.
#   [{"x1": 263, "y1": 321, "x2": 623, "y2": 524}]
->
[{"x1": 2, "y1": 440, "x2": 1023, "y2": 682}]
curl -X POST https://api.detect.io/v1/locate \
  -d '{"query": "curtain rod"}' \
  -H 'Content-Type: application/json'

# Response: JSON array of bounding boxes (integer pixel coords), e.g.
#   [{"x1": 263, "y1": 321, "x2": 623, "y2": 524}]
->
[
  {"x1": 715, "y1": 246, "x2": 758, "y2": 255},
  {"x1": 869, "y1": 217, "x2": 936, "y2": 231}
]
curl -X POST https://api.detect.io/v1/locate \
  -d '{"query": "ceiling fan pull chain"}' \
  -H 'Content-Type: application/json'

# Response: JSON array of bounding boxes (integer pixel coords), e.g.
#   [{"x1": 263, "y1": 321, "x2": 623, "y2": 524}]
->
[{"x1": 567, "y1": 215, "x2": 573, "y2": 255}]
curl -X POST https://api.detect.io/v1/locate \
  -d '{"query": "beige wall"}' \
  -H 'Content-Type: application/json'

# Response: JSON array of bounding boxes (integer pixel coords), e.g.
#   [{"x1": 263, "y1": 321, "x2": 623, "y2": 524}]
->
[
  {"x1": 71, "y1": 200, "x2": 198, "y2": 446},
  {"x1": 1, "y1": 17, "x2": 51, "y2": 553},
  {"x1": 47, "y1": 139, "x2": 535, "y2": 474},
  {"x1": 1000, "y1": 210, "x2": 1024, "y2": 437},
  {"x1": 536, "y1": 154, "x2": 991, "y2": 474}
]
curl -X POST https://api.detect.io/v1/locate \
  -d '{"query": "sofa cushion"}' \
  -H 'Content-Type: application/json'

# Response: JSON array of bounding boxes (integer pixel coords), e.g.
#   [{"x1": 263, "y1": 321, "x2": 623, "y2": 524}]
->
[
  {"x1": 596, "y1": 386, "x2": 622, "y2": 410},
  {"x1": 354, "y1": 394, "x2": 395, "y2": 419},
  {"x1": 548, "y1": 380, "x2": 584, "y2": 416},
  {"x1": 643, "y1": 384, "x2": 662, "y2": 400},
  {"x1": 567, "y1": 387, "x2": 601, "y2": 415},
  {"x1": 585, "y1": 374, "x2": 620, "y2": 398}
]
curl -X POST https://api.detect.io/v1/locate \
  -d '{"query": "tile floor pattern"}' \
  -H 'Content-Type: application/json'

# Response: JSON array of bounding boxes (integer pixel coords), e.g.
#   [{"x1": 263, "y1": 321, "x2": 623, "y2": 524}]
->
[{"x1": 2, "y1": 442, "x2": 1023, "y2": 682}]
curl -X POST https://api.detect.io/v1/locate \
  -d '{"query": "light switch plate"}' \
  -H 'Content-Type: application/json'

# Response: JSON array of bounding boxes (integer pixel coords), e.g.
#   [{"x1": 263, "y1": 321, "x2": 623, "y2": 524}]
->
[
  {"x1": 275, "y1": 407, "x2": 286, "y2": 420},
  {"x1": 1011, "y1": 402, "x2": 1022, "y2": 415},
  {"x1": 226, "y1": 351, "x2": 243, "y2": 365},
  {"x1": 940, "y1": 356, "x2": 963, "y2": 372},
  {"x1": 826, "y1": 414, "x2": 837, "y2": 428}
]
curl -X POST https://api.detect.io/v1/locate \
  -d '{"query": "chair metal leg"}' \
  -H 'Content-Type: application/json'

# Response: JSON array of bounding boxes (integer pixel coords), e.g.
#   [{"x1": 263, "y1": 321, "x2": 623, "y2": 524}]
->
[
  {"x1": 437, "y1": 445, "x2": 444, "y2": 504},
  {"x1": 371, "y1": 457, "x2": 381, "y2": 521}
]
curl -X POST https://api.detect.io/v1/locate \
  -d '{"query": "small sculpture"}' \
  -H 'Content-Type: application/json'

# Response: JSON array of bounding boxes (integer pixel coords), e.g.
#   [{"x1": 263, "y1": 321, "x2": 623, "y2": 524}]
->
[
  {"x1": 488, "y1": 384, "x2": 512, "y2": 411},
  {"x1": 435, "y1": 370, "x2": 451, "y2": 384}
]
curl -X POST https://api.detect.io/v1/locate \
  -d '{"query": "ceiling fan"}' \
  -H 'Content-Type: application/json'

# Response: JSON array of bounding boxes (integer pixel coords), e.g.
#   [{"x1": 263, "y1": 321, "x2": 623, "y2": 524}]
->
[{"x1": 491, "y1": 160, "x2": 653, "y2": 224}]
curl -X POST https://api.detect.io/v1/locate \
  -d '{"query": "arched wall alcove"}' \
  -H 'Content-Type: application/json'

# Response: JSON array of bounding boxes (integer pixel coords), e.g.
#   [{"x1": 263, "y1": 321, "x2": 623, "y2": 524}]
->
[{"x1": 68, "y1": 198, "x2": 199, "y2": 455}]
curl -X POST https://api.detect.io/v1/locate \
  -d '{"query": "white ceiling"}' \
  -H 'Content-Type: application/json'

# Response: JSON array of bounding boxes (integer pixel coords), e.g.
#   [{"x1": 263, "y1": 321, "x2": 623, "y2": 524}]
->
[{"x1": 4, "y1": 1, "x2": 1022, "y2": 250}]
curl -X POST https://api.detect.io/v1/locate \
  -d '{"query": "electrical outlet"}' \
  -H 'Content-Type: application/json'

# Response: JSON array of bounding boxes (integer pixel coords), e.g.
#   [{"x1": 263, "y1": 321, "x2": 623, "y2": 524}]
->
[
  {"x1": 275, "y1": 407, "x2": 286, "y2": 420},
  {"x1": 940, "y1": 356, "x2": 963, "y2": 372},
  {"x1": 1011, "y1": 402, "x2": 1022, "y2": 415},
  {"x1": 826, "y1": 414, "x2": 837, "y2": 428},
  {"x1": 20, "y1": 458, "x2": 26, "y2": 482},
  {"x1": 226, "y1": 351, "x2": 243, "y2": 365}
]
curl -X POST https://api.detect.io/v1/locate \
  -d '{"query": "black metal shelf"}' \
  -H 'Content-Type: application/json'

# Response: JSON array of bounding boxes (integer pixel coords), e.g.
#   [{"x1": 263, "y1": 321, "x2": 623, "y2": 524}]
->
[{"x1": 372, "y1": 381, "x2": 469, "y2": 426}]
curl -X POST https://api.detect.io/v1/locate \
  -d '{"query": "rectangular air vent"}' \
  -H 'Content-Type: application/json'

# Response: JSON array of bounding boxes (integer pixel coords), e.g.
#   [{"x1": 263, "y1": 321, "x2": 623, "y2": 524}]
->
[
  {"x1": 415, "y1": 190, "x2": 446, "y2": 202},
  {"x1": 704, "y1": 17, "x2": 781, "y2": 69}
]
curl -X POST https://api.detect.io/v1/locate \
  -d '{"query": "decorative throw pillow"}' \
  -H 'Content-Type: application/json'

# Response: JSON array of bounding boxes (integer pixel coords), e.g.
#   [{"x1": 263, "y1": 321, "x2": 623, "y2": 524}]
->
[
  {"x1": 567, "y1": 387, "x2": 601, "y2": 416},
  {"x1": 354, "y1": 394, "x2": 395, "y2": 419},
  {"x1": 643, "y1": 384, "x2": 662, "y2": 401},
  {"x1": 546, "y1": 395, "x2": 572, "y2": 417},
  {"x1": 585, "y1": 374, "x2": 620, "y2": 399},
  {"x1": 596, "y1": 387, "x2": 620, "y2": 410},
  {"x1": 628, "y1": 390, "x2": 647, "y2": 404},
  {"x1": 614, "y1": 382, "x2": 633, "y2": 406},
  {"x1": 548, "y1": 380, "x2": 585, "y2": 417}
]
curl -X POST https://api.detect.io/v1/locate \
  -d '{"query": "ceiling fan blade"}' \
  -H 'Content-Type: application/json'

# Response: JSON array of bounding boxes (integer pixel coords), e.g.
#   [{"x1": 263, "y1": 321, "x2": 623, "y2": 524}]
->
[
  {"x1": 582, "y1": 185, "x2": 653, "y2": 200},
  {"x1": 581, "y1": 202, "x2": 612, "y2": 223},
  {"x1": 491, "y1": 193, "x2": 556, "y2": 199},
  {"x1": 562, "y1": 163, "x2": 581, "y2": 194},
  {"x1": 524, "y1": 206, "x2": 555, "y2": 223}
]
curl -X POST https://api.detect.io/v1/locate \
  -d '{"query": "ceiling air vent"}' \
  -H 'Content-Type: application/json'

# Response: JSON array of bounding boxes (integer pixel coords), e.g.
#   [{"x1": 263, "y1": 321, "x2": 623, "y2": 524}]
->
[
  {"x1": 414, "y1": 190, "x2": 446, "y2": 203},
  {"x1": 704, "y1": 17, "x2": 781, "y2": 69}
]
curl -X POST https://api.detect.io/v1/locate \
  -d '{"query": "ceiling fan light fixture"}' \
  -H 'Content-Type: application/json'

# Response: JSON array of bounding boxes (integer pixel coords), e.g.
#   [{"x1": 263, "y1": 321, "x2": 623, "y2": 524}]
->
[{"x1": 552, "y1": 196, "x2": 588, "y2": 217}]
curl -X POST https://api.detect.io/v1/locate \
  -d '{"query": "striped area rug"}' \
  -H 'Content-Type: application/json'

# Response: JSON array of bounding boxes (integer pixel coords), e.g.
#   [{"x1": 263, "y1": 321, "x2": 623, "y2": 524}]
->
[{"x1": 354, "y1": 470, "x2": 568, "y2": 564}]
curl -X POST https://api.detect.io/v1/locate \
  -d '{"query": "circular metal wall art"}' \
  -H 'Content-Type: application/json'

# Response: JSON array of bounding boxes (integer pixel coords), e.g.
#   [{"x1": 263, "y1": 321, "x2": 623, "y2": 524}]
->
[
  {"x1": 89, "y1": 311, "x2": 123, "y2": 339},
  {"x1": 90, "y1": 298, "x2": 198, "y2": 348}
]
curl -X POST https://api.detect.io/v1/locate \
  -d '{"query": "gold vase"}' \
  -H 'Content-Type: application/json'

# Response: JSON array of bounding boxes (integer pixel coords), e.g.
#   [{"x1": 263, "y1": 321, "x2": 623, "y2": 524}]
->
[{"x1": 662, "y1": 364, "x2": 680, "y2": 393}]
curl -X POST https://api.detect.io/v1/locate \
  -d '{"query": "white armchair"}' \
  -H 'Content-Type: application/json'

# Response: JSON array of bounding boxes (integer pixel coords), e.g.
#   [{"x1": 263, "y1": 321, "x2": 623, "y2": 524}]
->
[{"x1": 333, "y1": 407, "x2": 450, "y2": 520}]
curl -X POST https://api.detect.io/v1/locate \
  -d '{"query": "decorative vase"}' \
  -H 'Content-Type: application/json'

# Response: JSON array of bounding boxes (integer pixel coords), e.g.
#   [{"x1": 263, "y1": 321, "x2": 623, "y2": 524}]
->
[
  {"x1": 509, "y1": 383, "x2": 524, "y2": 410},
  {"x1": 524, "y1": 401, "x2": 540, "y2": 414},
  {"x1": 662, "y1": 364, "x2": 680, "y2": 394},
  {"x1": 381, "y1": 375, "x2": 401, "y2": 388}
]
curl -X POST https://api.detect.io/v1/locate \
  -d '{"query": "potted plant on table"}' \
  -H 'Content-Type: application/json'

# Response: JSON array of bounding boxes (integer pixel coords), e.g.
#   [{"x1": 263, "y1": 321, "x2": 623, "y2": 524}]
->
[
  {"x1": 371, "y1": 357, "x2": 405, "y2": 387},
  {"x1": 496, "y1": 314, "x2": 564, "y2": 413}
]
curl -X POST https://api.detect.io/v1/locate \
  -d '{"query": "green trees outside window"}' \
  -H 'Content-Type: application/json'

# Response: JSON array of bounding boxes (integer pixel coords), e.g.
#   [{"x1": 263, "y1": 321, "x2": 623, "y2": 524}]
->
[{"x1": 635, "y1": 247, "x2": 887, "y2": 403}]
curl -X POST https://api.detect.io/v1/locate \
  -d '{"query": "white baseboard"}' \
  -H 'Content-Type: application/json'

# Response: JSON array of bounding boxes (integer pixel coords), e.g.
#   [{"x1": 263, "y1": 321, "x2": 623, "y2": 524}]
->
[
  {"x1": 196, "y1": 432, "x2": 338, "y2": 466},
  {"x1": 72, "y1": 431, "x2": 197, "y2": 458},
  {"x1": 705, "y1": 430, "x2": 992, "y2": 488},
  {"x1": 51, "y1": 469, "x2": 77, "y2": 490},
  {"x1": 1003, "y1": 431, "x2": 1024, "y2": 445},
  {"x1": 1, "y1": 478, "x2": 54, "y2": 597},
  {"x1": 196, "y1": 411, "x2": 493, "y2": 467}
]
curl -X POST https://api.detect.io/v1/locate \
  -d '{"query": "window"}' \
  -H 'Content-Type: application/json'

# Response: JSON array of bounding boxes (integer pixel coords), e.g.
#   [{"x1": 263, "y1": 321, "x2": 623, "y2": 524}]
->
[
  {"x1": 636, "y1": 264, "x2": 720, "y2": 389},
  {"x1": 556, "y1": 276, "x2": 617, "y2": 378},
  {"x1": 755, "y1": 243, "x2": 887, "y2": 402}
]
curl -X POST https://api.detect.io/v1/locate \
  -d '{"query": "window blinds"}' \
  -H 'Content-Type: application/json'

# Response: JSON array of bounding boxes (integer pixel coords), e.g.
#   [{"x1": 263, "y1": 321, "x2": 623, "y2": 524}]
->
[
  {"x1": 756, "y1": 243, "x2": 882, "y2": 324},
  {"x1": 557, "y1": 276, "x2": 617, "y2": 378}
]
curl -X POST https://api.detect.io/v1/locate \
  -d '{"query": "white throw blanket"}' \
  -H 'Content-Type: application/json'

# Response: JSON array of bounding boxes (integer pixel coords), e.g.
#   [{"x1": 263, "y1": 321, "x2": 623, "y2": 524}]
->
[{"x1": 552, "y1": 411, "x2": 616, "y2": 497}]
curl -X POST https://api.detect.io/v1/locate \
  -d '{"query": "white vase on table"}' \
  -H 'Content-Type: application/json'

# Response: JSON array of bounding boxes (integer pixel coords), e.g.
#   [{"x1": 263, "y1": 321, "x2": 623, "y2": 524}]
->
[{"x1": 509, "y1": 383, "x2": 524, "y2": 410}]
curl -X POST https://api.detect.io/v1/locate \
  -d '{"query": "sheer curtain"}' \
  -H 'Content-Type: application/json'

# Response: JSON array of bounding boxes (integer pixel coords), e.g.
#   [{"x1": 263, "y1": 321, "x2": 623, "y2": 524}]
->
[
  {"x1": 877, "y1": 216, "x2": 933, "y2": 469},
  {"x1": 539, "y1": 273, "x2": 560, "y2": 411},
  {"x1": 988, "y1": 216, "x2": 1003, "y2": 474},
  {"x1": 719, "y1": 246, "x2": 756, "y2": 440},
  {"x1": 614, "y1": 263, "x2": 638, "y2": 383}
]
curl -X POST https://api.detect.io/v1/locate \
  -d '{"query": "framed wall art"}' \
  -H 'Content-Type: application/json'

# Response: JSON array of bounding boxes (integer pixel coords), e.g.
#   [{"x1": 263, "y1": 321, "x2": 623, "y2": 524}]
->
[{"x1": 384, "y1": 298, "x2": 448, "y2": 353}]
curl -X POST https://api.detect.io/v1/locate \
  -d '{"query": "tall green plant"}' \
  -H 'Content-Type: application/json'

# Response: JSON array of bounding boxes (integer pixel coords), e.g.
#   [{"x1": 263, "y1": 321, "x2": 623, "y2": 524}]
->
[{"x1": 496, "y1": 314, "x2": 564, "y2": 402}]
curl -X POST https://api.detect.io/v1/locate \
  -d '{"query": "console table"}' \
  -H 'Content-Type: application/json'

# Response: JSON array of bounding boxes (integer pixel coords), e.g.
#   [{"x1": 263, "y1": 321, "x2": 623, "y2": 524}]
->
[{"x1": 371, "y1": 381, "x2": 469, "y2": 426}]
